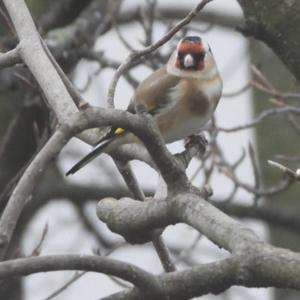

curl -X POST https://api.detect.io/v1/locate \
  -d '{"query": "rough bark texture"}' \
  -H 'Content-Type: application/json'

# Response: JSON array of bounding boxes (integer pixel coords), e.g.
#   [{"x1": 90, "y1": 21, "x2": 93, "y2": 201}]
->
[
  {"x1": 237, "y1": 1, "x2": 300, "y2": 299},
  {"x1": 1, "y1": 0, "x2": 300, "y2": 299},
  {"x1": 239, "y1": 0, "x2": 300, "y2": 298},
  {"x1": 0, "y1": 1, "x2": 109, "y2": 299},
  {"x1": 238, "y1": 0, "x2": 300, "y2": 83}
]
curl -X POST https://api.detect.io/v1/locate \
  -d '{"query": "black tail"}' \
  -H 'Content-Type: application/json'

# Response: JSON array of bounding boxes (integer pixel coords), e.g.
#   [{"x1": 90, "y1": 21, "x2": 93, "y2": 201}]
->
[{"x1": 66, "y1": 139, "x2": 112, "y2": 176}]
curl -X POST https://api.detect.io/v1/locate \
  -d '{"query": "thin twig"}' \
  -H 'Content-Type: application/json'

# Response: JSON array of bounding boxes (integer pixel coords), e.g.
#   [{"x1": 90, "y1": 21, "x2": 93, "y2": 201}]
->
[
  {"x1": 75, "y1": 203, "x2": 117, "y2": 249},
  {"x1": 40, "y1": 38, "x2": 88, "y2": 108},
  {"x1": 251, "y1": 65, "x2": 300, "y2": 101},
  {"x1": 43, "y1": 271, "x2": 87, "y2": 300},
  {"x1": 114, "y1": 160, "x2": 176, "y2": 272},
  {"x1": 174, "y1": 233, "x2": 202, "y2": 264},
  {"x1": 267, "y1": 160, "x2": 300, "y2": 182},
  {"x1": 248, "y1": 143, "x2": 260, "y2": 205},
  {"x1": 0, "y1": 7, "x2": 16, "y2": 36},
  {"x1": 106, "y1": 0, "x2": 213, "y2": 107},
  {"x1": 30, "y1": 222, "x2": 48, "y2": 257},
  {"x1": 222, "y1": 83, "x2": 251, "y2": 98},
  {"x1": 216, "y1": 106, "x2": 300, "y2": 132}
]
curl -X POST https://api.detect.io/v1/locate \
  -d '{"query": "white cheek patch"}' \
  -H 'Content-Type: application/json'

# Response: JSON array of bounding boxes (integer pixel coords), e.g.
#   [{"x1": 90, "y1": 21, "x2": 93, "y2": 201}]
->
[{"x1": 176, "y1": 38, "x2": 184, "y2": 52}]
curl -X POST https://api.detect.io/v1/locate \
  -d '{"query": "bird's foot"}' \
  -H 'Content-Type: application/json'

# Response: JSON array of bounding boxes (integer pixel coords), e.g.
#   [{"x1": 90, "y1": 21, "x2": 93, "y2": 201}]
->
[{"x1": 185, "y1": 133, "x2": 208, "y2": 157}]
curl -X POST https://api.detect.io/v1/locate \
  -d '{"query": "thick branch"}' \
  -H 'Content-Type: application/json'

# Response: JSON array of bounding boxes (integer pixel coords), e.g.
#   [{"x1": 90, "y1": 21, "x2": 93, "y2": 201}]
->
[
  {"x1": 0, "y1": 255, "x2": 160, "y2": 296},
  {"x1": 0, "y1": 107, "x2": 188, "y2": 259},
  {"x1": 3, "y1": 0, "x2": 77, "y2": 122},
  {"x1": 215, "y1": 201, "x2": 300, "y2": 234},
  {"x1": 37, "y1": 180, "x2": 300, "y2": 236},
  {"x1": 97, "y1": 193, "x2": 258, "y2": 254},
  {"x1": 2, "y1": 0, "x2": 99, "y2": 144},
  {"x1": 96, "y1": 195, "x2": 300, "y2": 298},
  {"x1": 114, "y1": 160, "x2": 176, "y2": 271}
]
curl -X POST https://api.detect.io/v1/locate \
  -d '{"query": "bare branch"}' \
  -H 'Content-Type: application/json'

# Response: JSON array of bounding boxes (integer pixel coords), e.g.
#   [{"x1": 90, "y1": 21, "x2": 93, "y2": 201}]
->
[
  {"x1": 0, "y1": 107, "x2": 187, "y2": 259},
  {"x1": 96, "y1": 195, "x2": 300, "y2": 299},
  {"x1": 2, "y1": 0, "x2": 99, "y2": 144},
  {"x1": 106, "y1": 0, "x2": 213, "y2": 107},
  {"x1": 43, "y1": 271, "x2": 87, "y2": 300},
  {"x1": 0, "y1": 47, "x2": 21, "y2": 70},
  {"x1": 216, "y1": 106, "x2": 300, "y2": 132},
  {"x1": 0, "y1": 255, "x2": 160, "y2": 295},
  {"x1": 2, "y1": 0, "x2": 77, "y2": 122},
  {"x1": 29, "y1": 222, "x2": 48, "y2": 257},
  {"x1": 268, "y1": 160, "x2": 300, "y2": 182}
]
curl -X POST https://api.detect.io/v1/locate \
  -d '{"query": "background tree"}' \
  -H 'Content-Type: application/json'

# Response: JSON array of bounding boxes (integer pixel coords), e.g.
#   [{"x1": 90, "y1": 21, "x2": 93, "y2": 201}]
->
[{"x1": 0, "y1": 0, "x2": 300, "y2": 299}]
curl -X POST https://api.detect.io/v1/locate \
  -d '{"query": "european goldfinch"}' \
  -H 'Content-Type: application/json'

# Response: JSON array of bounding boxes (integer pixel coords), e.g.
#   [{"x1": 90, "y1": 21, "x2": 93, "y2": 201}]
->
[{"x1": 66, "y1": 36, "x2": 222, "y2": 175}]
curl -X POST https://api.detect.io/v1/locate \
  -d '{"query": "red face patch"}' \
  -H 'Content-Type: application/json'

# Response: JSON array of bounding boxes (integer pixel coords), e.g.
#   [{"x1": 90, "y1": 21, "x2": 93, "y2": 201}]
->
[
  {"x1": 178, "y1": 42, "x2": 205, "y2": 55},
  {"x1": 176, "y1": 42, "x2": 206, "y2": 70}
]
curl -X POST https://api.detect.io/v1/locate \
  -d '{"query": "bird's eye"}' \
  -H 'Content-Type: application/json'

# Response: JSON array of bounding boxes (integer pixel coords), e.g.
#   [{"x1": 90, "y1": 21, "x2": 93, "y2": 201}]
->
[
  {"x1": 194, "y1": 52, "x2": 205, "y2": 60},
  {"x1": 177, "y1": 52, "x2": 184, "y2": 59}
]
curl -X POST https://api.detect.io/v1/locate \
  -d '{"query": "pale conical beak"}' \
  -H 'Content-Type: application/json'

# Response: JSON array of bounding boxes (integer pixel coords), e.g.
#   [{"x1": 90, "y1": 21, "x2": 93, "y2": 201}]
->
[{"x1": 183, "y1": 54, "x2": 194, "y2": 68}]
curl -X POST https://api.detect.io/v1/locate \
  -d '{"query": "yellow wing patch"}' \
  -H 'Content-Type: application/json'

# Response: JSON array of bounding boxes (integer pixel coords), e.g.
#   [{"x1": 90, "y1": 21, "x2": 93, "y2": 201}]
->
[{"x1": 114, "y1": 128, "x2": 125, "y2": 135}]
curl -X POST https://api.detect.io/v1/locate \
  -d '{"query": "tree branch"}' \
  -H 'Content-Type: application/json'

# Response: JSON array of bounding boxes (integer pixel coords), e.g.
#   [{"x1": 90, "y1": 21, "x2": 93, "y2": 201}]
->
[
  {"x1": 0, "y1": 255, "x2": 161, "y2": 297},
  {"x1": 237, "y1": 0, "x2": 300, "y2": 82},
  {"x1": 0, "y1": 107, "x2": 187, "y2": 259},
  {"x1": 2, "y1": 0, "x2": 100, "y2": 144},
  {"x1": 106, "y1": 0, "x2": 213, "y2": 107},
  {"x1": 0, "y1": 47, "x2": 21, "y2": 70},
  {"x1": 96, "y1": 194, "x2": 300, "y2": 298},
  {"x1": 114, "y1": 160, "x2": 176, "y2": 271}
]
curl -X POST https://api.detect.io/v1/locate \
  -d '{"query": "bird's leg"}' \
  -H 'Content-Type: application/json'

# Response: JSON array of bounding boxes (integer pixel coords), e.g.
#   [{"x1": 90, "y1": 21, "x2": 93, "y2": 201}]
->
[
  {"x1": 176, "y1": 133, "x2": 213, "y2": 199},
  {"x1": 185, "y1": 133, "x2": 208, "y2": 156},
  {"x1": 176, "y1": 133, "x2": 208, "y2": 169}
]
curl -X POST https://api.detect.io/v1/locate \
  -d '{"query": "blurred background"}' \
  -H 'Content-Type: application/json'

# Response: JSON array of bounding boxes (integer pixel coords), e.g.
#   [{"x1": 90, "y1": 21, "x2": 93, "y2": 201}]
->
[{"x1": 0, "y1": 0, "x2": 299, "y2": 299}]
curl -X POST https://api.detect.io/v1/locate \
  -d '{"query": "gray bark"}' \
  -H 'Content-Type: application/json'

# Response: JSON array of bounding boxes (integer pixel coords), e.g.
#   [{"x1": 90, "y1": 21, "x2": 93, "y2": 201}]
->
[{"x1": 238, "y1": 0, "x2": 300, "y2": 82}]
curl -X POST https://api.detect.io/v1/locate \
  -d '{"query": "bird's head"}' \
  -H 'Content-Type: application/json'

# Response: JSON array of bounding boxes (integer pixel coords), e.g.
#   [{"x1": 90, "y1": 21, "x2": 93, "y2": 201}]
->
[{"x1": 175, "y1": 36, "x2": 210, "y2": 71}]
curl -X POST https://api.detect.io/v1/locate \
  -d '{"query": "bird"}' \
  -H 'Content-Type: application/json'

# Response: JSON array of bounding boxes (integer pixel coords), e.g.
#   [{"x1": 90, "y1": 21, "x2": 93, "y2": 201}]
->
[{"x1": 66, "y1": 36, "x2": 223, "y2": 176}]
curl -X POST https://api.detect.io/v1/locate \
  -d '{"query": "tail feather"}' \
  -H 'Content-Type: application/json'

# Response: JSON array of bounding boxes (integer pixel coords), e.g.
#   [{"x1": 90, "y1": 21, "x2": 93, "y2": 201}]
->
[
  {"x1": 66, "y1": 139, "x2": 112, "y2": 176},
  {"x1": 95, "y1": 127, "x2": 116, "y2": 145}
]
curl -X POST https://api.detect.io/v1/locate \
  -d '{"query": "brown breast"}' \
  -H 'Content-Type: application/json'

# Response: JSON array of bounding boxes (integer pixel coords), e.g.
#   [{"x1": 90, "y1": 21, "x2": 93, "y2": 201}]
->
[{"x1": 174, "y1": 79, "x2": 211, "y2": 117}]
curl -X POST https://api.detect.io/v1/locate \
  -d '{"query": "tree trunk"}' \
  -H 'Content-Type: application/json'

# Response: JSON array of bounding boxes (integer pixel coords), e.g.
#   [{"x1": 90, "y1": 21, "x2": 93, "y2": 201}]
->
[
  {"x1": 251, "y1": 39, "x2": 300, "y2": 300},
  {"x1": 238, "y1": 0, "x2": 300, "y2": 83}
]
